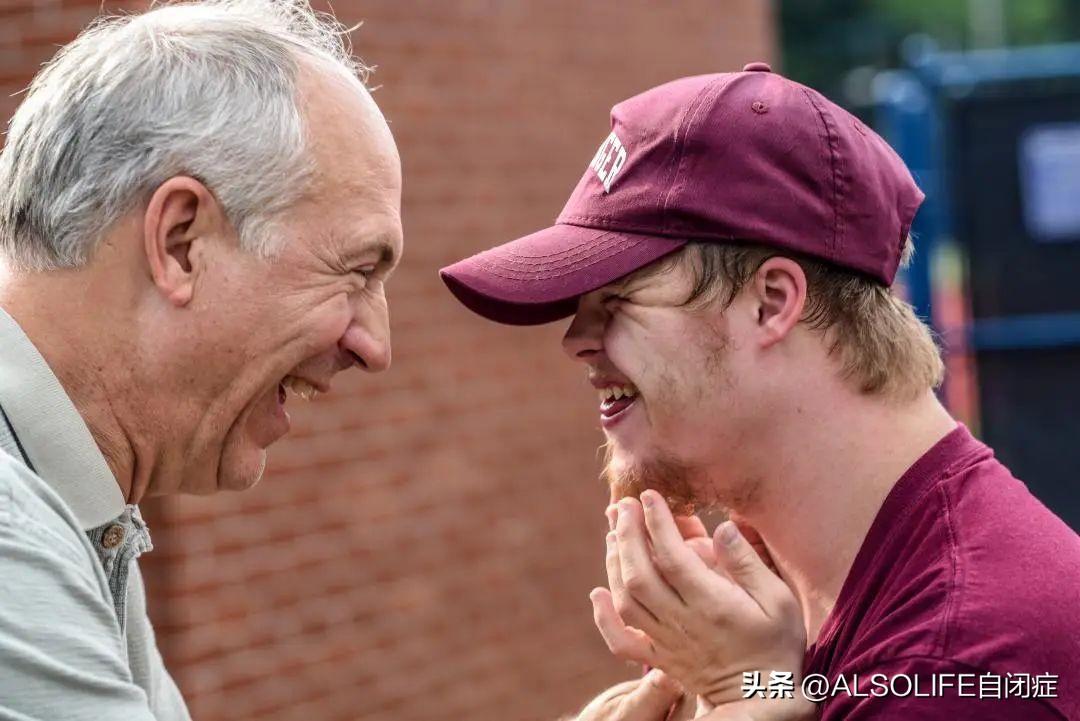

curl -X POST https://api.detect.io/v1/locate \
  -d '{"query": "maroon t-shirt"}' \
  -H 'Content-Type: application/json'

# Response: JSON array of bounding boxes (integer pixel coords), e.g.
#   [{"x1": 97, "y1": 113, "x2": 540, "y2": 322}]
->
[{"x1": 803, "y1": 424, "x2": 1080, "y2": 720}]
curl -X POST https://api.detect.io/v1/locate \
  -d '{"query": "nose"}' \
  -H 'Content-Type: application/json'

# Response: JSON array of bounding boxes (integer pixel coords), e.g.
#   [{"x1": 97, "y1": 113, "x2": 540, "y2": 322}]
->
[
  {"x1": 561, "y1": 293, "x2": 607, "y2": 362},
  {"x1": 339, "y1": 297, "x2": 392, "y2": 373}
]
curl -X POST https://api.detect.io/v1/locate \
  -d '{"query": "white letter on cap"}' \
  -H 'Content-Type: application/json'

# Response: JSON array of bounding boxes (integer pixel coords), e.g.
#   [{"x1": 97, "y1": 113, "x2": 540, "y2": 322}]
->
[
  {"x1": 589, "y1": 135, "x2": 613, "y2": 173},
  {"x1": 605, "y1": 146, "x2": 627, "y2": 191},
  {"x1": 589, "y1": 131, "x2": 628, "y2": 193}
]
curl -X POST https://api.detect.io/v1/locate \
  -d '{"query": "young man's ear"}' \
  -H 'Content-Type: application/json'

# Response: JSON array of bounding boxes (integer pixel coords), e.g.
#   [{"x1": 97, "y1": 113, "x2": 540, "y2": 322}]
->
[
  {"x1": 142, "y1": 176, "x2": 226, "y2": 307},
  {"x1": 750, "y1": 256, "x2": 807, "y2": 348}
]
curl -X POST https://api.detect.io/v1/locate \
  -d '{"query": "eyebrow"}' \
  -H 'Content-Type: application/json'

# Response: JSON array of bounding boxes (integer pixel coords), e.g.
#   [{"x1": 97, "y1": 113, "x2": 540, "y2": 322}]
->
[{"x1": 344, "y1": 234, "x2": 399, "y2": 270}]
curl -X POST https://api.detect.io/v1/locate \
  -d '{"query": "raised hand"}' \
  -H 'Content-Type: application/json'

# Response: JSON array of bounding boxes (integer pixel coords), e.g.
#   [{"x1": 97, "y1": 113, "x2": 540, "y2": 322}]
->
[{"x1": 591, "y1": 490, "x2": 808, "y2": 713}]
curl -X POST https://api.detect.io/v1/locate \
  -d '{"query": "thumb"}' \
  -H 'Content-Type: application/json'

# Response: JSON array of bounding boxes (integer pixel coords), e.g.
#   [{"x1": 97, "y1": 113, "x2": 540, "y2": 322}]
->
[
  {"x1": 620, "y1": 669, "x2": 683, "y2": 721},
  {"x1": 713, "y1": 521, "x2": 781, "y2": 607}
]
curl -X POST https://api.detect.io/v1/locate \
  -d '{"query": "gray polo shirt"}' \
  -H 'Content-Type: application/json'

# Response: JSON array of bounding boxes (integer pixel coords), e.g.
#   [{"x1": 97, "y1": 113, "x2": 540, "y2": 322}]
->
[{"x1": 0, "y1": 308, "x2": 191, "y2": 720}]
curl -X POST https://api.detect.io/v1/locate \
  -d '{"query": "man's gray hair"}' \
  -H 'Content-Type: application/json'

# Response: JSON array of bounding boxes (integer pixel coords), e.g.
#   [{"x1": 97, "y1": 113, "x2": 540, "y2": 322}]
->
[{"x1": 0, "y1": 0, "x2": 369, "y2": 271}]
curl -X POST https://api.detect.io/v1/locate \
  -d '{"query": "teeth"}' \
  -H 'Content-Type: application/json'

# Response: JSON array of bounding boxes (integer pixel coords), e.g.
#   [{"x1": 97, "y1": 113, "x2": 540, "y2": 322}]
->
[
  {"x1": 598, "y1": 385, "x2": 639, "y2": 403},
  {"x1": 284, "y1": 376, "x2": 318, "y2": 401}
]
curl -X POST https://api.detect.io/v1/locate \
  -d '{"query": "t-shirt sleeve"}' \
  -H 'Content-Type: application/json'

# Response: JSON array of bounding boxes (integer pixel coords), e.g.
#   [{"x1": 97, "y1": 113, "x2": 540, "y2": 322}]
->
[
  {"x1": 817, "y1": 656, "x2": 1066, "y2": 721},
  {"x1": 0, "y1": 475, "x2": 158, "y2": 720}
]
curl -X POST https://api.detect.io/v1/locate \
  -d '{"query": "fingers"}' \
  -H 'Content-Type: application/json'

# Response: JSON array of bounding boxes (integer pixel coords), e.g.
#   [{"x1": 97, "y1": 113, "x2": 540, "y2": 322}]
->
[
  {"x1": 606, "y1": 529, "x2": 663, "y2": 632},
  {"x1": 609, "y1": 502, "x2": 706, "y2": 540},
  {"x1": 612, "y1": 503, "x2": 713, "y2": 565},
  {"x1": 638, "y1": 491, "x2": 721, "y2": 603},
  {"x1": 590, "y1": 587, "x2": 656, "y2": 665},
  {"x1": 674, "y1": 514, "x2": 708, "y2": 540},
  {"x1": 684, "y1": 536, "x2": 717, "y2": 567},
  {"x1": 614, "y1": 500, "x2": 686, "y2": 613},
  {"x1": 712, "y1": 521, "x2": 787, "y2": 611},
  {"x1": 619, "y1": 669, "x2": 684, "y2": 721}
]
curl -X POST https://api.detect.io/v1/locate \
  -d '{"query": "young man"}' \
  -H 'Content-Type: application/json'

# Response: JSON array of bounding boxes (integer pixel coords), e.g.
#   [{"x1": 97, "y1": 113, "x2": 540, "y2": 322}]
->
[{"x1": 441, "y1": 63, "x2": 1080, "y2": 720}]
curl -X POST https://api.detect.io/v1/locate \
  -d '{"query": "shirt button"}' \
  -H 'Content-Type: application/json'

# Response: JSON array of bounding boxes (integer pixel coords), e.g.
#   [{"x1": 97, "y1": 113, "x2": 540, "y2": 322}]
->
[
  {"x1": 102, "y1": 524, "x2": 125, "y2": 549},
  {"x1": 742, "y1": 61, "x2": 772, "y2": 73}
]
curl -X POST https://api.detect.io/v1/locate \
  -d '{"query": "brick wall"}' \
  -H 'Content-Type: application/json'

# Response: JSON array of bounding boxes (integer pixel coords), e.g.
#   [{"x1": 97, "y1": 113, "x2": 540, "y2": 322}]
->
[{"x1": 1, "y1": 2, "x2": 775, "y2": 719}]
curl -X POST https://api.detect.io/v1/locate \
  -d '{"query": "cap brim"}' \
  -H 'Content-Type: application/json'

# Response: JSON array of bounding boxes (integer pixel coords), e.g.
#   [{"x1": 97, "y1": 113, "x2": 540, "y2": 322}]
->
[{"x1": 440, "y1": 224, "x2": 687, "y2": 326}]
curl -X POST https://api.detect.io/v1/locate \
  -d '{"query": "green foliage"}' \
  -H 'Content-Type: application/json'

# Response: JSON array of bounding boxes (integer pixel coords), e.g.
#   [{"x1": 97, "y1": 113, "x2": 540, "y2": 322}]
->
[{"x1": 780, "y1": 0, "x2": 1080, "y2": 107}]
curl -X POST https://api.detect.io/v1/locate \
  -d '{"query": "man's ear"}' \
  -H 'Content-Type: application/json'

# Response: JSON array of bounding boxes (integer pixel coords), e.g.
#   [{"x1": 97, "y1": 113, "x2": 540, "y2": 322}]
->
[
  {"x1": 142, "y1": 176, "x2": 226, "y2": 307},
  {"x1": 749, "y1": 257, "x2": 807, "y2": 349}
]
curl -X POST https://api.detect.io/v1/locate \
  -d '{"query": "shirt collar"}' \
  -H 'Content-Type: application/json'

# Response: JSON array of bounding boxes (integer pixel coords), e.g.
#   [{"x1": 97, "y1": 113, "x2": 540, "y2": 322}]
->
[{"x1": 0, "y1": 307, "x2": 125, "y2": 530}]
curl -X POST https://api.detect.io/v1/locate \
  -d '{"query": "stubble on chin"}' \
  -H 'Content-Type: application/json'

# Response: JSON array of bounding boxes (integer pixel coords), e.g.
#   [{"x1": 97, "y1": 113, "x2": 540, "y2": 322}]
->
[
  {"x1": 599, "y1": 439, "x2": 765, "y2": 518},
  {"x1": 600, "y1": 440, "x2": 701, "y2": 515}
]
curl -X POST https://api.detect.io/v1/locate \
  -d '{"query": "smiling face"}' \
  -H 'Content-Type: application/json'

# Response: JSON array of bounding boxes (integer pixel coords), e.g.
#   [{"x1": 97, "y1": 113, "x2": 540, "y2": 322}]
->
[
  {"x1": 562, "y1": 253, "x2": 760, "y2": 512},
  {"x1": 150, "y1": 64, "x2": 403, "y2": 495}
]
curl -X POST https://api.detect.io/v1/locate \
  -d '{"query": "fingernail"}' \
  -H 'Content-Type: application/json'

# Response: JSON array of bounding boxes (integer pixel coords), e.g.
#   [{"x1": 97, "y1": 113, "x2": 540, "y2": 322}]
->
[
  {"x1": 641, "y1": 491, "x2": 655, "y2": 508},
  {"x1": 606, "y1": 531, "x2": 616, "y2": 545},
  {"x1": 718, "y1": 521, "x2": 739, "y2": 545}
]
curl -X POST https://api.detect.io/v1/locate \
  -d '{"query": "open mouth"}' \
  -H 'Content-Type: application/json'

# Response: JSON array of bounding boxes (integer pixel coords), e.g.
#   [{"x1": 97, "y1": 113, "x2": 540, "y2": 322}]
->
[
  {"x1": 278, "y1": 375, "x2": 321, "y2": 404},
  {"x1": 598, "y1": 384, "x2": 639, "y2": 420}
]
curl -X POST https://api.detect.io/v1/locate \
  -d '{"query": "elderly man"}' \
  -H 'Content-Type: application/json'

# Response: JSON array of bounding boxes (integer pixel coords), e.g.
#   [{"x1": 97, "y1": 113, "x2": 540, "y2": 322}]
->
[
  {"x1": 0, "y1": 0, "x2": 401, "y2": 718},
  {"x1": 441, "y1": 65, "x2": 1080, "y2": 720}
]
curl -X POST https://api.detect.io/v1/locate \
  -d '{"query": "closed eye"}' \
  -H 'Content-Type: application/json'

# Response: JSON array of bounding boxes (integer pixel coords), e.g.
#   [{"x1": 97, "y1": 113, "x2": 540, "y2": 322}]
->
[{"x1": 601, "y1": 292, "x2": 625, "y2": 308}]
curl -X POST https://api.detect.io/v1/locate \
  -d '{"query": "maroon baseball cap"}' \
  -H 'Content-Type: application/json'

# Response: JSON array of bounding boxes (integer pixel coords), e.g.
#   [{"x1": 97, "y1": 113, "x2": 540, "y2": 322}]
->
[{"x1": 440, "y1": 62, "x2": 925, "y2": 326}]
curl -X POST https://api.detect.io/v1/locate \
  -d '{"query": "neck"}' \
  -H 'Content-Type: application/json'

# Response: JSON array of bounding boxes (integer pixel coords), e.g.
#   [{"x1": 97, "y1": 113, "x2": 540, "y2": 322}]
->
[
  {"x1": 724, "y1": 390, "x2": 956, "y2": 645},
  {"x1": 0, "y1": 264, "x2": 151, "y2": 504}
]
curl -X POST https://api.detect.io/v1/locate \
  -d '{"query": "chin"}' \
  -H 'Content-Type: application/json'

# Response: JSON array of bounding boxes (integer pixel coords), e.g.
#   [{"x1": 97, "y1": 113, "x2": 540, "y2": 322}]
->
[
  {"x1": 217, "y1": 445, "x2": 268, "y2": 492},
  {"x1": 600, "y1": 442, "x2": 699, "y2": 514}
]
